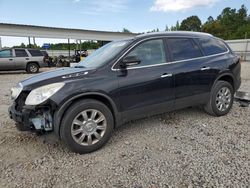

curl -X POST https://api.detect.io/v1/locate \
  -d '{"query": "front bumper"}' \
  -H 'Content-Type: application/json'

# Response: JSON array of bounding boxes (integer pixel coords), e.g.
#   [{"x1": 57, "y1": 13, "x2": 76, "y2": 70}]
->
[
  {"x1": 9, "y1": 103, "x2": 53, "y2": 132},
  {"x1": 8, "y1": 103, "x2": 32, "y2": 130}
]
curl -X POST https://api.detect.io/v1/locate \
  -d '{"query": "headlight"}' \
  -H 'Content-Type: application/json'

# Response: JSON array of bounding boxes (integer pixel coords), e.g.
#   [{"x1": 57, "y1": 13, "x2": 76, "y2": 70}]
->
[
  {"x1": 11, "y1": 83, "x2": 23, "y2": 100},
  {"x1": 25, "y1": 83, "x2": 65, "y2": 105}
]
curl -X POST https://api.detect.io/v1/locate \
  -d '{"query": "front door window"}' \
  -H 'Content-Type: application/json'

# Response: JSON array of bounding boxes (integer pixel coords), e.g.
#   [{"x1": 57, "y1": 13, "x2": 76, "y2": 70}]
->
[
  {"x1": 125, "y1": 39, "x2": 167, "y2": 68},
  {"x1": 0, "y1": 49, "x2": 12, "y2": 58}
]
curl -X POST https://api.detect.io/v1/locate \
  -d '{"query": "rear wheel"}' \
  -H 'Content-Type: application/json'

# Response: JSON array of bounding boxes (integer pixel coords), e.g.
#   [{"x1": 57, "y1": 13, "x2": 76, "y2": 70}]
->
[
  {"x1": 60, "y1": 99, "x2": 114, "y2": 154},
  {"x1": 204, "y1": 81, "x2": 234, "y2": 116},
  {"x1": 26, "y1": 63, "x2": 39, "y2": 73}
]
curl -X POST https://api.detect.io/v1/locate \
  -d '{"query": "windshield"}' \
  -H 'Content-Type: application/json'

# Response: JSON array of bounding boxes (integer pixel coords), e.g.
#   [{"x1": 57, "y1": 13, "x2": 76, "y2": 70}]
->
[{"x1": 77, "y1": 40, "x2": 132, "y2": 68}]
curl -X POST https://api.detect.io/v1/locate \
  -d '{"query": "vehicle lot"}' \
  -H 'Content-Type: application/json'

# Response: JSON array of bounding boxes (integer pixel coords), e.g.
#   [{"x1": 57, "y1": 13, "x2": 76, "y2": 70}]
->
[{"x1": 0, "y1": 65, "x2": 249, "y2": 187}]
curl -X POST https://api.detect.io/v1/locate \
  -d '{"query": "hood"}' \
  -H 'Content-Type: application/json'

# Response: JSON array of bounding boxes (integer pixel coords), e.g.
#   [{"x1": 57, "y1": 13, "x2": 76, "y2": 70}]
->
[{"x1": 21, "y1": 67, "x2": 96, "y2": 89}]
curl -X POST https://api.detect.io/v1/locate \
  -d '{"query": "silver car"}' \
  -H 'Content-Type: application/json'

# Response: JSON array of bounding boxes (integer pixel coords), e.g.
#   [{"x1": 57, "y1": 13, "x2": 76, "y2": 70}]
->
[{"x1": 0, "y1": 48, "x2": 45, "y2": 73}]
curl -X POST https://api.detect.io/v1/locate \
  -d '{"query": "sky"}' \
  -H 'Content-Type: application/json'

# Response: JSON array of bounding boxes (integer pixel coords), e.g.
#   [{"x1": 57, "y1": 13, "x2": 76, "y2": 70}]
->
[{"x1": 0, "y1": 0, "x2": 249, "y2": 47}]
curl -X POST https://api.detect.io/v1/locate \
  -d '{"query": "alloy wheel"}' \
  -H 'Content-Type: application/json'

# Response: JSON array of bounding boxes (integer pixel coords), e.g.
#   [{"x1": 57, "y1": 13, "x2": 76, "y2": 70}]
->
[
  {"x1": 71, "y1": 109, "x2": 107, "y2": 146},
  {"x1": 215, "y1": 87, "x2": 232, "y2": 111},
  {"x1": 30, "y1": 65, "x2": 38, "y2": 73}
]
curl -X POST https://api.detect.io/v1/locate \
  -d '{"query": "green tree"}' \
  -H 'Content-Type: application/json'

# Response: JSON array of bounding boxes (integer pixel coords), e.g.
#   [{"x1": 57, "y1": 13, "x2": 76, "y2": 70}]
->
[
  {"x1": 122, "y1": 28, "x2": 131, "y2": 33},
  {"x1": 202, "y1": 4, "x2": 250, "y2": 39},
  {"x1": 202, "y1": 20, "x2": 225, "y2": 39},
  {"x1": 217, "y1": 7, "x2": 238, "y2": 39},
  {"x1": 49, "y1": 41, "x2": 99, "y2": 50},
  {"x1": 20, "y1": 43, "x2": 26, "y2": 48},
  {"x1": 170, "y1": 26, "x2": 176, "y2": 31},
  {"x1": 175, "y1": 21, "x2": 180, "y2": 30},
  {"x1": 180, "y1": 16, "x2": 202, "y2": 31},
  {"x1": 232, "y1": 24, "x2": 250, "y2": 39},
  {"x1": 165, "y1": 25, "x2": 169, "y2": 31},
  {"x1": 206, "y1": 16, "x2": 214, "y2": 24},
  {"x1": 218, "y1": 5, "x2": 249, "y2": 39}
]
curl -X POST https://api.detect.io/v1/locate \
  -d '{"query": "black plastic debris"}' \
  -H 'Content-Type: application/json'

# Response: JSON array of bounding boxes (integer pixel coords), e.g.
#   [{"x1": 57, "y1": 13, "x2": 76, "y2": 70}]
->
[{"x1": 234, "y1": 91, "x2": 250, "y2": 107}]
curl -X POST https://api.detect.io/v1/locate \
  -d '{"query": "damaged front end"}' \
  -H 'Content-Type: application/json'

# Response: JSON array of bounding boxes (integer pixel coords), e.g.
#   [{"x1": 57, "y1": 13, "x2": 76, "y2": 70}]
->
[
  {"x1": 9, "y1": 91, "x2": 54, "y2": 133},
  {"x1": 30, "y1": 108, "x2": 53, "y2": 131},
  {"x1": 9, "y1": 82, "x2": 65, "y2": 133}
]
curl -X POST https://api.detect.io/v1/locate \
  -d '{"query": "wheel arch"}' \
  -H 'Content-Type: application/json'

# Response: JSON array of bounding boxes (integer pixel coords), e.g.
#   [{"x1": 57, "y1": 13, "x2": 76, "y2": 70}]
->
[
  {"x1": 213, "y1": 72, "x2": 236, "y2": 91},
  {"x1": 53, "y1": 92, "x2": 121, "y2": 138},
  {"x1": 26, "y1": 61, "x2": 40, "y2": 69}
]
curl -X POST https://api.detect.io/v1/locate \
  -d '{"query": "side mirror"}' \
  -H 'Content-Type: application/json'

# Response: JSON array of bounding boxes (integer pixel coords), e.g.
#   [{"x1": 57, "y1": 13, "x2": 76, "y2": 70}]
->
[{"x1": 121, "y1": 56, "x2": 141, "y2": 68}]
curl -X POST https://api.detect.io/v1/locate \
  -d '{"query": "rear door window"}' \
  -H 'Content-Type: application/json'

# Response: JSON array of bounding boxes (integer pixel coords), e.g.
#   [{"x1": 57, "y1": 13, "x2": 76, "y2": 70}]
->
[
  {"x1": 0, "y1": 49, "x2": 12, "y2": 58},
  {"x1": 197, "y1": 38, "x2": 228, "y2": 56},
  {"x1": 167, "y1": 38, "x2": 203, "y2": 61},
  {"x1": 15, "y1": 49, "x2": 28, "y2": 57},
  {"x1": 28, "y1": 49, "x2": 43, "y2": 56}
]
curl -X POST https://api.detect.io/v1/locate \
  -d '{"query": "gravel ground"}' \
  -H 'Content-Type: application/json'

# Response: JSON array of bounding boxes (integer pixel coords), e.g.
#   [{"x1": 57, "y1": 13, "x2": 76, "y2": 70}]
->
[{"x1": 0, "y1": 65, "x2": 249, "y2": 187}]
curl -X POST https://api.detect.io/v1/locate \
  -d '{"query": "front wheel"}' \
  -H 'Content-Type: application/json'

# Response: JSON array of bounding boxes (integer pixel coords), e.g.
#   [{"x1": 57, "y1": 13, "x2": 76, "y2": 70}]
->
[
  {"x1": 60, "y1": 99, "x2": 114, "y2": 154},
  {"x1": 204, "y1": 81, "x2": 234, "y2": 116}
]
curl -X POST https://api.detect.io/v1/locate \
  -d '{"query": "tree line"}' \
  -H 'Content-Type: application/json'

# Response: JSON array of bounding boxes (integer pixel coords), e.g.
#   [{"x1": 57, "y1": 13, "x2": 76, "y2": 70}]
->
[
  {"x1": 178, "y1": 5, "x2": 250, "y2": 40},
  {"x1": 124, "y1": 4, "x2": 250, "y2": 40},
  {"x1": 13, "y1": 41, "x2": 100, "y2": 50}
]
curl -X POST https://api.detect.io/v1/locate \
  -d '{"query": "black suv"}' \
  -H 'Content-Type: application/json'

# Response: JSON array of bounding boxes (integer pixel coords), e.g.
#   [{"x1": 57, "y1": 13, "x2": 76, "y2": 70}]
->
[{"x1": 9, "y1": 32, "x2": 241, "y2": 154}]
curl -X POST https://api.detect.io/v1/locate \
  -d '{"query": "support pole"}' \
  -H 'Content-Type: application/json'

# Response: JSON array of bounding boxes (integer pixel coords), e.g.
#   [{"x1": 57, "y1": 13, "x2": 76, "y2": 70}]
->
[
  {"x1": 79, "y1": 39, "x2": 82, "y2": 52},
  {"x1": 68, "y1": 38, "x2": 70, "y2": 58},
  {"x1": 28, "y1": 37, "x2": 31, "y2": 48},
  {"x1": 76, "y1": 39, "x2": 78, "y2": 51},
  {"x1": 33, "y1": 37, "x2": 36, "y2": 46},
  {"x1": 0, "y1": 36, "x2": 2, "y2": 50}
]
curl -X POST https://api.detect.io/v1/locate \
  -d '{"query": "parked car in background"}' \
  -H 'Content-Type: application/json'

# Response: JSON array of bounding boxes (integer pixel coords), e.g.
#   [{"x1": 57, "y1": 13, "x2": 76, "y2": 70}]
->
[
  {"x1": 9, "y1": 32, "x2": 241, "y2": 154},
  {"x1": 0, "y1": 48, "x2": 46, "y2": 73}
]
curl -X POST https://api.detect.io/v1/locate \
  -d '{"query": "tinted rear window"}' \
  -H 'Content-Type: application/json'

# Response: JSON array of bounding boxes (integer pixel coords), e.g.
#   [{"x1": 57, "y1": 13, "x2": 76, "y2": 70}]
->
[
  {"x1": 167, "y1": 38, "x2": 203, "y2": 61},
  {"x1": 197, "y1": 38, "x2": 228, "y2": 56},
  {"x1": 28, "y1": 49, "x2": 43, "y2": 56},
  {"x1": 15, "y1": 49, "x2": 28, "y2": 57}
]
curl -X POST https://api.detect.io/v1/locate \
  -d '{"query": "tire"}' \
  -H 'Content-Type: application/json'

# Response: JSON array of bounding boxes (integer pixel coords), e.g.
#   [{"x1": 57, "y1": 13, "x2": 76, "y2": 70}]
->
[
  {"x1": 26, "y1": 63, "x2": 39, "y2": 73},
  {"x1": 60, "y1": 99, "x2": 114, "y2": 154},
  {"x1": 204, "y1": 81, "x2": 234, "y2": 116}
]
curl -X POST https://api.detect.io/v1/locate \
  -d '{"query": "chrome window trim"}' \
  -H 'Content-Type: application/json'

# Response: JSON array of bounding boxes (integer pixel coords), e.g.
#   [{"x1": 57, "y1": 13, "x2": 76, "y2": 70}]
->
[{"x1": 111, "y1": 36, "x2": 230, "y2": 71}]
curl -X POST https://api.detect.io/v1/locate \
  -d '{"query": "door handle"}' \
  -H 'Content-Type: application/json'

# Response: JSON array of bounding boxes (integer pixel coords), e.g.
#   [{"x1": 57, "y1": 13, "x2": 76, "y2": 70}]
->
[
  {"x1": 161, "y1": 73, "x2": 173, "y2": 78},
  {"x1": 9, "y1": 58, "x2": 13, "y2": 61},
  {"x1": 201, "y1": 67, "x2": 210, "y2": 71},
  {"x1": 25, "y1": 58, "x2": 29, "y2": 60}
]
